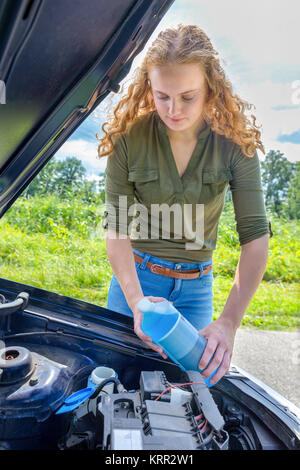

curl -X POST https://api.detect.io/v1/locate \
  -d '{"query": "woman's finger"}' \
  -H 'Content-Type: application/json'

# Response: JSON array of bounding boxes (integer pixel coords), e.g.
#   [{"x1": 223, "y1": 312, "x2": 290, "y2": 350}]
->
[
  {"x1": 207, "y1": 351, "x2": 231, "y2": 384},
  {"x1": 134, "y1": 319, "x2": 152, "y2": 343},
  {"x1": 146, "y1": 296, "x2": 167, "y2": 303},
  {"x1": 133, "y1": 297, "x2": 169, "y2": 359},
  {"x1": 200, "y1": 344, "x2": 226, "y2": 378},
  {"x1": 198, "y1": 337, "x2": 218, "y2": 371},
  {"x1": 145, "y1": 341, "x2": 168, "y2": 359},
  {"x1": 133, "y1": 312, "x2": 167, "y2": 358},
  {"x1": 134, "y1": 323, "x2": 164, "y2": 356}
]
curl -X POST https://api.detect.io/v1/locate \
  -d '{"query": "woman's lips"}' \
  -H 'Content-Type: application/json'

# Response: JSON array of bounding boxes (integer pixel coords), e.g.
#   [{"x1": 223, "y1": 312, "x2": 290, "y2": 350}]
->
[{"x1": 168, "y1": 117, "x2": 184, "y2": 122}]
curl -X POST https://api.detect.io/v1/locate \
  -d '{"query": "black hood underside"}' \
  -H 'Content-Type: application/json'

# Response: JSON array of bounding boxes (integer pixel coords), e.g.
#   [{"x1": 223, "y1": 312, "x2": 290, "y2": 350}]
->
[{"x1": 0, "y1": 0, "x2": 174, "y2": 217}]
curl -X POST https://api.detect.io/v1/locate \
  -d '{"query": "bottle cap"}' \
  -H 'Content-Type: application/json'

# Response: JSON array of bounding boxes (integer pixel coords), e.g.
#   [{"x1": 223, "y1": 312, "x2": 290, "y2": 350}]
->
[{"x1": 55, "y1": 387, "x2": 94, "y2": 415}]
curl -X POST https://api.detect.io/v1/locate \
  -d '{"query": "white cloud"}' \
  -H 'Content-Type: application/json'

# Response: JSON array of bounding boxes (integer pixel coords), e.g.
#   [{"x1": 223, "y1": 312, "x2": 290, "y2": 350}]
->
[
  {"x1": 236, "y1": 80, "x2": 300, "y2": 161},
  {"x1": 238, "y1": 80, "x2": 299, "y2": 111},
  {"x1": 86, "y1": 174, "x2": 104, "y2": 183},
  {"x1": 54, "y1": 139, "x2": 107, "y2": 173}
]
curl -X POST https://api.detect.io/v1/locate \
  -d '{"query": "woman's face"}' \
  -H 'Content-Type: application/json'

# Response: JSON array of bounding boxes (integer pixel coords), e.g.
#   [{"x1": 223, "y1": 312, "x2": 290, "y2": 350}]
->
[{"x1": 148, "y1": 63, "x2": 208, "y2": 137}]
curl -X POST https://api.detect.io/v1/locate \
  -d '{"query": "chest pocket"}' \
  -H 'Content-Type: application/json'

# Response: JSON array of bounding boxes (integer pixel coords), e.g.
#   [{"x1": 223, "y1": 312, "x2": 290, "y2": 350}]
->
[
  {"x1": 128, "y1": 168, "x2": 161, "y2": 204},
  {"x1": 200, "y1": 168, "x2": 232, "y2": 203}
]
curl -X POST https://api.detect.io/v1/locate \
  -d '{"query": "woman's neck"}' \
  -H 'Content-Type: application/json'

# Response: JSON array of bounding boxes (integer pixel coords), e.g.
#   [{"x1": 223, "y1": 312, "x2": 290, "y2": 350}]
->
[{"x1": 166, "y1": 118, "x2": 207, "y2": 142}]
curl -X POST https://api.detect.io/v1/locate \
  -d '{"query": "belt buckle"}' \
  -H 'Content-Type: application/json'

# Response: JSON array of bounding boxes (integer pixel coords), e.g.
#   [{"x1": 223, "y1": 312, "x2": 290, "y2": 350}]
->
[
  {"x1": 203, "y1": 265, "x2": 212, "y2": 275},
  {"x1": 150, "y1": 264, "x2": 164, "y2": 275}
]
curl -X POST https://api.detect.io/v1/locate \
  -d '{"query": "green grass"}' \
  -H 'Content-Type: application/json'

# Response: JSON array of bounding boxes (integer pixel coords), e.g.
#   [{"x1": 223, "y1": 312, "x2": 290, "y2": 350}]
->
[
  {"x1": 0, "y1": 222, "x2": 111, "y2": 306},
  {"x1": 213, "y1": 277, "x2": 299, "y2": 330},
  {"x1": 0, "y1": 195, "x2": 299, "y2": 330}
]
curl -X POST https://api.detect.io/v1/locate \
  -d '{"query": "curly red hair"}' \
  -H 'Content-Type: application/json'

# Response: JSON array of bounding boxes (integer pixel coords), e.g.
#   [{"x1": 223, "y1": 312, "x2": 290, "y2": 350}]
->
[{"x1": 96, "y1": 24, "x2": 265, "y2": 158}]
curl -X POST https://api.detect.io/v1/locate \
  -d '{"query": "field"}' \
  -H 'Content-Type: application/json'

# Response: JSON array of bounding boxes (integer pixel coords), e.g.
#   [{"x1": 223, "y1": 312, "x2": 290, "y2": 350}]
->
[{"x1": 0, "y1": 194, "x2": 299, "y2": 330}]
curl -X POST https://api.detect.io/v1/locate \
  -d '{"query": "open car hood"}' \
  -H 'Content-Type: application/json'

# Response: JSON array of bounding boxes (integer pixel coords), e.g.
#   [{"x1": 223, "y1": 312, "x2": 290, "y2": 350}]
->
[{"x1": 0, "y1": 0, "x2": 174, "y2": 218}]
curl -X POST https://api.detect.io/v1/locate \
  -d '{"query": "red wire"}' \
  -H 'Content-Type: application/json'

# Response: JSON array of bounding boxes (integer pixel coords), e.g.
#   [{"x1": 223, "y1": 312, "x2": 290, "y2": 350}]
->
[
  {"x1": 154, "y1": 381, "x2": 207, "y2": 402},
  {"x1": 200, "y1": 421, "x2": 208, "y2": 434},
  {"x1": 197, "y1": 420, "x2": 206, "y2": 429},
  {"x1": 195, "y1": 414, "x2": 204, "y2": 421},
  {"x1": 154, "y1": 382, "x2": 211, "y2": 437}
]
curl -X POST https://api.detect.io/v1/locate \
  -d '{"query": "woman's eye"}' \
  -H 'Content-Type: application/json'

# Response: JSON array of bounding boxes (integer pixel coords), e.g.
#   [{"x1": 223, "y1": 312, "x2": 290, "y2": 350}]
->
[{"x1": 156, "y1": 95, "x2": 195, "y2": 102}]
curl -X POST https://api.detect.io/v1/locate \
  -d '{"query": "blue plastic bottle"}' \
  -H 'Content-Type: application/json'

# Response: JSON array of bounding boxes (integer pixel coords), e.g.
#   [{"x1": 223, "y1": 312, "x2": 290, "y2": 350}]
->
[{"x1": 138, "y1": 298, "x2": 219, "y2": 387}]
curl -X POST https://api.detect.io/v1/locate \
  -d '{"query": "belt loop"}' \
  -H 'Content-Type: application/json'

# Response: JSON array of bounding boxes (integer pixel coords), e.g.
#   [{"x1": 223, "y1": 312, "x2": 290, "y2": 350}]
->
[
  {"x1": 140, "y1": 253, "x2": 151, "y2": 270},
  {"x1": 199, "y1": 264, "x2": 204, "y2": 278}
]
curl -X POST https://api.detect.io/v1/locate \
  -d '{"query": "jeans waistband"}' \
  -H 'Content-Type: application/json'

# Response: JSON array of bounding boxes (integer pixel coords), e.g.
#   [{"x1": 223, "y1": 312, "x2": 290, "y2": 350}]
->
[{"x1": 132, "y1": 248, "x2": 213, "y2": 271}]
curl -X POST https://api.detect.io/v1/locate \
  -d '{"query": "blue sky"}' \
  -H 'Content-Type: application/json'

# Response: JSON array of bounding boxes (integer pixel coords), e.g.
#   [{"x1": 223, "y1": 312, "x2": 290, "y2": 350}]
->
[{"x1": 55, "y1": 0, "x2": 300, "y2": 180}]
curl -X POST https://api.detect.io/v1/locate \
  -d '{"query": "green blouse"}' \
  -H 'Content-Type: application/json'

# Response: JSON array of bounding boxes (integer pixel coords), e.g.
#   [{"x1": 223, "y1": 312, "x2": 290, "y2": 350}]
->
[{"x1": 102, "y1": 110, "x2": 272, "y2": 262}]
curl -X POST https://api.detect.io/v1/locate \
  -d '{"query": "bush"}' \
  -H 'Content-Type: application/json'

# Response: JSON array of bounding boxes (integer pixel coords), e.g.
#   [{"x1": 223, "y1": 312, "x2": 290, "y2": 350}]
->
[
  {"x1": 214, "y1": 206, "x2": 299, "y2": 283},
  {"x1": 4, "y1": 194, "x2": 105, "y2": 239}
]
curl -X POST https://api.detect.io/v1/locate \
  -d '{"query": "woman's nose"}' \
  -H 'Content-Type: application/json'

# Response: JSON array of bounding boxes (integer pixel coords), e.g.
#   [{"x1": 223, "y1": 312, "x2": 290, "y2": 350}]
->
[{"x1": 169, "y1": 99, "x2": 181, "y2": 116}]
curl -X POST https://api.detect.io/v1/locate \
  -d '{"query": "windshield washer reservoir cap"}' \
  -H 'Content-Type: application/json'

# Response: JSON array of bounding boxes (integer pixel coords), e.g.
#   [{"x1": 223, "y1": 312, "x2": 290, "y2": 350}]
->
[{"x1": 55, "y1": 387, "x2": 94, "y2": 414}]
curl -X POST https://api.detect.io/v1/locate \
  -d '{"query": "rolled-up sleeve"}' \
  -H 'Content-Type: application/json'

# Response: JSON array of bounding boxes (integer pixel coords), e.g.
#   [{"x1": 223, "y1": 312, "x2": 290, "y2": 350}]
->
[
  {"x1": 101, "y1": 134, "x2": 135, "y2": 235},
  {"x1": 229, "y1": 149, "x2": 273, "y2": 245}
]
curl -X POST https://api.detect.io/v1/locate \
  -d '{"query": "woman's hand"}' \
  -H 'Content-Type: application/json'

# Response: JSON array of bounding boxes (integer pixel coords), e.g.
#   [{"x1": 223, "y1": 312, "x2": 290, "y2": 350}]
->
[
  {"x1": 197, "y1": 317, "x2": 238, "y2": 384},
  {"x1": 131, "y1": 295, "x2": 168, "y2": 359}
]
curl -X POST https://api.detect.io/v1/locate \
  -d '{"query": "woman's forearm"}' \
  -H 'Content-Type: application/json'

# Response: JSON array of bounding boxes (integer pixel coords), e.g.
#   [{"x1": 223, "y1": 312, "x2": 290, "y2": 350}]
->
[
  {"x1": 219, "y1": 233, "x2": 270, "y2": 330},
  {"x1": 105, "y1": 229, "x2": 144, "y2": 310}
]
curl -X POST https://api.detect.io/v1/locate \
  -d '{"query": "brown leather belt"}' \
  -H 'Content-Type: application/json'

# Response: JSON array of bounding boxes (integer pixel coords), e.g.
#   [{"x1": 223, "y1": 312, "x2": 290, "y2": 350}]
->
[{"x1": 133, "y1": 253, "x2": 212, "y2": 280}]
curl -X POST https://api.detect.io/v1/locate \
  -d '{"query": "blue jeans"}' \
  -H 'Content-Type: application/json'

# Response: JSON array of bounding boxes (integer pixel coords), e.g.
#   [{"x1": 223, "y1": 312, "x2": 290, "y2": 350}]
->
[{"x1": 107, "y1": 248, "x2": 214, "y2": 330}]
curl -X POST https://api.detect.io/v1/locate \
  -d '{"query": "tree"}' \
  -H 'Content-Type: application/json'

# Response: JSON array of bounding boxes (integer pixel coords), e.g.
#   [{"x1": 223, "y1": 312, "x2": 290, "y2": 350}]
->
[
  {"x1": 260, "y1": 150, "x2": 296, "y2": 216},
  {"x1": 98, "y1": 173, "x2": 106, "y2": 203},
  {"x1": 282, "y1": 161, "x2": 300, "y2": 219},
  {"x1": 22, "y1": 157, "x2": 89, "y2": 199},
  {"x1": 53, "y1": 157, "x2": 86, "y2": 197},
  {"x1": 76, "y1": 180, "x2": 97, "y2": 203},
  {"x1": 22, "y1": 159, "x2": 58, "y2": 197}
]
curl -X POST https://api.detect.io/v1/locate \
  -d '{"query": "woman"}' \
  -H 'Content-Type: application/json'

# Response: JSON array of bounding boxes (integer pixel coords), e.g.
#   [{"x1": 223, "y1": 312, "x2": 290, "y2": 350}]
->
[{"x1": 96, "y1": 24, "x2": 272, "y2": 385}]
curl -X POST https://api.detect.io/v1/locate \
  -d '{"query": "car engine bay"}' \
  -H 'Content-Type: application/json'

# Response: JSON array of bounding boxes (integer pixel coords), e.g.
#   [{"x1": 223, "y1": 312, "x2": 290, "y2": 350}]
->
[
  {"x1": 0, "y1": 290, "x2": 299, "y2": 451},
  {"x1": 0, "y1": 342, "x2": 292, "y2": 451}
]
